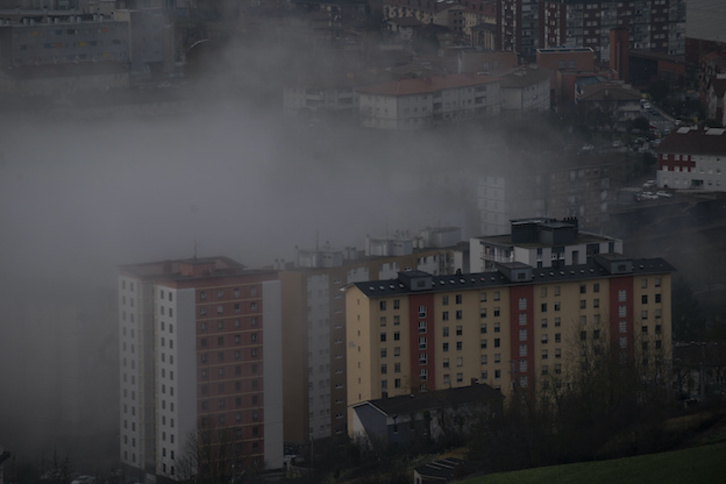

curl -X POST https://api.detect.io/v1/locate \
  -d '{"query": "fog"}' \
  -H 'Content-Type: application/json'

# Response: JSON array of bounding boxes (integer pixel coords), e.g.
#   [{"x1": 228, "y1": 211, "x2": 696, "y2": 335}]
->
[{"x1": 0, "y1": 65, "x2": 485, "y2": 470}]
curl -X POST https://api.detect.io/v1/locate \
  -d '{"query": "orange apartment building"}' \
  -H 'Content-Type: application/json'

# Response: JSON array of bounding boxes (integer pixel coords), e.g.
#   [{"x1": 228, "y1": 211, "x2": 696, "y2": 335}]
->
[{"x1": 345, "y1": 255, "x2": 674, "y2": 432}]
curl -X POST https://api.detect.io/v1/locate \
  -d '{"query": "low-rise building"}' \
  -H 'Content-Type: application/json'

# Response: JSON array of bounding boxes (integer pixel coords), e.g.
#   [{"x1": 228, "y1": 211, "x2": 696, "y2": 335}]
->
[
  {"x1": 350, "y1": 384, "x2": 503, "y2": 450},
  {"x1": 656, "y1": 126, "x2": 726, "y2": 191},
  {"x1": 470, "y1": 218, "x2": 622, "y2": 273},
  {"x1": 356, "y1": 73, "x2": 501, "y2": 130}
]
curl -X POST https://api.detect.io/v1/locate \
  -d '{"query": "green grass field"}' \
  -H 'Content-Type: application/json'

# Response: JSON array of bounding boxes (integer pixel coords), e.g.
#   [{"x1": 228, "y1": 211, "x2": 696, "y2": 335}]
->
[{"x1": 461, "y1": 441, "x2": 726, "y2": 484}]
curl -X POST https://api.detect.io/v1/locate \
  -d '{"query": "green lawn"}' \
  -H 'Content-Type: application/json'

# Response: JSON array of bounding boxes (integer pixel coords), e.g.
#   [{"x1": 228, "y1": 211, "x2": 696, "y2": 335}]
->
[{"x1": 461, "y1": 442, "x2": 726, "y2": 484}]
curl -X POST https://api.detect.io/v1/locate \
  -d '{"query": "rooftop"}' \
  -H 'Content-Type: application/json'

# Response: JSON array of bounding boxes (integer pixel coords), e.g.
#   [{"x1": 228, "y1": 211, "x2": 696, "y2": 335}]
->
[
  {"x1": 353, "y1": 383, "x2": 503, "y2": 415},
  {"x1": 351, "y1": 258, "x2": 675, "y2": 298},
  {"x1": 356, "y1": 73, "x2": 499, "y2": 96},
  {"x1": 119, "y1": 256, "x2": 255, "y2": 281},
  {"x1": 656, "y1": 127, "x2": 726, "y2": 156}
]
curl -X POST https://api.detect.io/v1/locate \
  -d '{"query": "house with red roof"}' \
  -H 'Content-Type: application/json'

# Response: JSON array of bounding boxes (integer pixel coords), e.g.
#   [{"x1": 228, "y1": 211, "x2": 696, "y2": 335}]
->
[
  {"x1": 356, "y1": 73, "x2": 501, "y2": 129},
  {"x1": 656, "y1": 126, "x2": 726, "y2": 191}
]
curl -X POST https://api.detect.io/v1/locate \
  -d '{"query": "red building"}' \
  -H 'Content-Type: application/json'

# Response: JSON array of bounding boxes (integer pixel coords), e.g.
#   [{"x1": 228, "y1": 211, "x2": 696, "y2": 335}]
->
[{"x1": 118, "y1": 257, "x2": 283, "y2": 482}]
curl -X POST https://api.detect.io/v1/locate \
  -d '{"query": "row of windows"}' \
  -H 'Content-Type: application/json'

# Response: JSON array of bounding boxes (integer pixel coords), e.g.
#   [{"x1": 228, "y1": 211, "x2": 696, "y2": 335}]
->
[
  {"x1": 199, "y1": 286, "x2": 257, "y2": 301},
  {"x1": 200, "y1": 302, "x2": 257, "y2": 316},
  {"x1": 200, "y1": 397, "x2": 261, "y2": 412},
  {"x1": 200, "y1": 318, "x2": 258, "y2": 332},
  {"x1": 200, "y1": 333, "x2": 258, "y2": 347}
]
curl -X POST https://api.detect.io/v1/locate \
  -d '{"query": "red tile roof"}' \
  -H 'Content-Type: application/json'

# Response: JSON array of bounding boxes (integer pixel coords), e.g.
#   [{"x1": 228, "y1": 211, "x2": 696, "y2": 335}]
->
[
  {"x1": 356, "y1": 73, "x2": 498, "y2": 96},
  {"x1": 656, "y1": 127, "x2": 726, "y2": 156}
]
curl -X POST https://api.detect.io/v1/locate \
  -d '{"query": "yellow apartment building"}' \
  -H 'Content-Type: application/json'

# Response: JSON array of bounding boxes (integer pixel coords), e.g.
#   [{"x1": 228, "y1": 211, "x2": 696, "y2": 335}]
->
[{"x1": 345, "y1": 255, "x2": 674, "y2": 434}]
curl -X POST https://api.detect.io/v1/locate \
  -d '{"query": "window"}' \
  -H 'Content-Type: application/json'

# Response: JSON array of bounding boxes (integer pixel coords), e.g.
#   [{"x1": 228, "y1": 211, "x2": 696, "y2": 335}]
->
[
  {"x1": 442, "y1": 295, "x2": 449, "y2": 305},
  {"x1": 216, "y1": 305, "x2": 224, "y2": 315},
  {"x1": 480, "y1": 308, "x2": 487, "y2": 318},
  {"x1": 494, "y1": 307, "x2": 501, "y2": 317},
  {"x1": 540, "y1": 287, "x2": 548, "y2": 298},
  {"x1": 641, "y1": 295, "x2": 648, "y2": 304},
  {"x1": 443, "y1": 358, "x2": 450, "y2": 368},
  {"x1": 443, "y1": 342, "x2": 449, "y2": 352},
  {"x1": 419, "y1": 337, "x2": 427, "y2": 349},
  {"x1": 456, "y1": 341, "x2": 462, "y2": 351},
  {"x1": 381, "y1": 364, "x2": 387, "y2": 374},
  {"x1": 481, "y1": 339, "x2": 487, "y2": 349},
  {"x1": 580, "y1": 300, "x2": 587, "y2": 310},
  {"x1": 493, "y1": 291, "x2": 500, "y2": 301},
  {"x1": 456, "y1": 326, "x2": 462, "y2": 336},
  {"x1": 418, "y1": 306, "x2": 427, "y2": 317},
  {"x1": 593, "y1": 283, "x2": 600, "y2": 293},
  {"x1": 655, "y1": 294, "x2": 661, "y2": 303},
  {"x1": 442, "y1": 311, "x2": 449, "y2": 321},
  {"x1": 618, "y1": 289, "x2": 627, "y2": 302},
  {"x1": 380, "y1": 301, "x2": 387, "y2": 311},
  {"x1": 554, "y1": 302, "x2": 561, "y2": 312},
  {"x1": 619, "y1": 305, "x2": 627, "y2": 317},
  {"x1": 419, "y1": 369, "x2": 428, "y2": 381},
  {"x1": 641, "y1": 278, "x2": 648, "y2": 289},
  {"x1": 580, "y1": 284, "x2": 586, "y2": 294},
  {"x1": 200, "y1": 291, "x2": 207, "y2": 300},
  {"x1": 380, "y1": 333, "x2": 387, "y2": 342},
  {"x1": 480, "y1": 323, "x2": 487, "y2": 334},
  {"x1": 480, "y1": 292, "x2": 487, "y2": 302},
  {"x1": 456, "y1": 294, "x2": 462, "y2": 304},
  {"x1": 494, "y1": 322, "x2": 500, "y2": 333},
  {"x1": 394, "y1": 332, "x2": 400, "y2": 341},
  {"x1": 519, "y1": 344, "x2": 527, "y2": 357},
  {"x1": 381, "y1": 348, "x2": 387, "y2": 358},
  {"x1": 494, "y1": 338, "x2": 500, "y2": 348},
  {"x1": 541, "y1": 303, "x2": 547, "y2": 313},
  {"x1": 394, "y1": 347, "x2": 401, "y2": 357},
  {"x1": 456, "y1": 310, "x2": 463, "y2": 320},
  {"x1": 393, "y1": 299, "x2": 400, "y2": 309},
  {"x1": 494, "y1": 369, "x2": 501, "y2": 379},
  {"x1": 555, "y1": 333, "x2": 561, "y2": 343},
  {"x1": 554, "y1": 317, "x2": 561, "y2": 327},
  {"x1": 518, "y1": 297, "x2": 527, "y2": 310}
]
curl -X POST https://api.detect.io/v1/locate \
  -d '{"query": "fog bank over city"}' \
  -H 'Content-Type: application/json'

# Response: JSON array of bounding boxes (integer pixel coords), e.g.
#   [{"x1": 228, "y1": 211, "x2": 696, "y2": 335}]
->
[{"x1": 0, "y1": 113, "x2": 478, "y2": 289}]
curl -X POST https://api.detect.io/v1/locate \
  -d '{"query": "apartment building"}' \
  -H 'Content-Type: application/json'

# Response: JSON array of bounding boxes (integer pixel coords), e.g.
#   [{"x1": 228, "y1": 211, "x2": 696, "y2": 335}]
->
[
  {"x1": 280, "y1": 229, "x2": 467, "y2": 444},
  {"x1": 539, "y1": 0, "x2": 686, "y2": 62},
  {"x1": 0, "y1": 8, "x2": 171, "y2": 95},
  {"x1": 356, "y1": 73, "x2": 501, "y2": 130},
  {"x1": 476, "y1": 159, "x2": 612, "y2": 237},
  {"x1": 656, "y1": 126, "x2": 726, "y2": 191},
  {"x1": 345, "y1": 255, "x2": 674, "y2": 433},
  {"x1": 118, "y1": 257, "x2": 282, "y2": 481},
  {"x1": 470, "y1": 217, "x2": 622, "y2": 272}
]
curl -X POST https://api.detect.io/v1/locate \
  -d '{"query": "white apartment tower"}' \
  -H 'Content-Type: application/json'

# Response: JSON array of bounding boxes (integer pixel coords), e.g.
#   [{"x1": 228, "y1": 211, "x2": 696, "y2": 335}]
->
[{"x1": 118, "y1": 257, "x2": 282, "y2": 481}]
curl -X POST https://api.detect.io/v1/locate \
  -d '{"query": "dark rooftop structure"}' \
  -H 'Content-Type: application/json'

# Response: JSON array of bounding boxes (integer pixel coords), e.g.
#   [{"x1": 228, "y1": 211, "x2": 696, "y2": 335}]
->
[
  {"x1": 656, "y1": 126, "x2": 726, "y2": 157},
  {"x1": 351, "y1": 257, "x2": 675, "y2": 298}
]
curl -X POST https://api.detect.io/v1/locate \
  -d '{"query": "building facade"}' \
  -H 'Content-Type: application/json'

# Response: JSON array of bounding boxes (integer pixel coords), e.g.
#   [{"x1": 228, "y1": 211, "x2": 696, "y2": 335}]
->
[
  {"x1": 118, "y1": 257, "x2": 282, "y2": 481},
  {"x1": 280, "y1": 230, "x2": 467, "y2": 444},
  {"x1": 539, "y1": 0, "x2": 686, "y2": 62},
  {"x1": 656, "y1": 126, "x2": 726, "y2": 191},
  {"x1": 356, "y1": 74, "x2": 501, "y2": 130},
  {"x1": 345, "y1": 256, "x2": 674, "y2": 431},
  {"x1": 470, "y1": 217, "x2": 622, "y2": 272},
  {"x1": 476, "y1": 159, "x2": 612, "y2": 237}
]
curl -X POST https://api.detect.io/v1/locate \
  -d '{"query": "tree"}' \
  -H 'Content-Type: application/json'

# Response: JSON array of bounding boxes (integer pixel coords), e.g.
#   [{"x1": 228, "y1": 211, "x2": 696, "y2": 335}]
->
[{"x1": 672, "y1": 276, "x2": 706, "y2": 341}]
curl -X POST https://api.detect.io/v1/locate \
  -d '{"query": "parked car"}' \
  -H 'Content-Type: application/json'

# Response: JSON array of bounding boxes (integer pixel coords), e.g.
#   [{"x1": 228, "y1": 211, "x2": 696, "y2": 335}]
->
[
  {"x1": 642, "y1": 179, "x2": 657, "y2": 189},
  {"x1": 656, "y1": 190, "x2": 673, "y2": 198}
]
